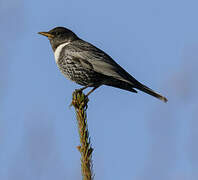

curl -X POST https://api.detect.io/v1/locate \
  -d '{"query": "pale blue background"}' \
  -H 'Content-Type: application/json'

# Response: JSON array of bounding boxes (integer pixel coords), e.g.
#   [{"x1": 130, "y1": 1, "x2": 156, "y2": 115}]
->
[{"x1": 1, "y1": 0, "x2": 198, "y2": 179}]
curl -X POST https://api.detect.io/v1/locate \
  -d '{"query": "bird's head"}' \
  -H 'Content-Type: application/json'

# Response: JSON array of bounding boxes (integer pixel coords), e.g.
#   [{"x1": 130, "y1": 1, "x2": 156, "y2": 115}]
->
[{"x1": 38, "y1": 27, "x2": 79, "y2": 51}]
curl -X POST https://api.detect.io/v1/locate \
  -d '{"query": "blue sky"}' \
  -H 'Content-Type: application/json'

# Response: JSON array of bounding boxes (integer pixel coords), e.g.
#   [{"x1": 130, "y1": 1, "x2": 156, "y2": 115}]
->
[{"x1": 1, "y1": 0, "x2": 198, "y2": 179}]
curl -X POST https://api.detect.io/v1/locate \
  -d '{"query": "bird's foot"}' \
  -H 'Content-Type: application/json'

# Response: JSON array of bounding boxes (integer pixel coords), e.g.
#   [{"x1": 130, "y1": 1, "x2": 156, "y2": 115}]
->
[
  {"x1": 75, "y1": 88, "x2": 83, "y2": 94},
  {"x1": 74, "y1": 85, "x2": 91, "y2": 99}
]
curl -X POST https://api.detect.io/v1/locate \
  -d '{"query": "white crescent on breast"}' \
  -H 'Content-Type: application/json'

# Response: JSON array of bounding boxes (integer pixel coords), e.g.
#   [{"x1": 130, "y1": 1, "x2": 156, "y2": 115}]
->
[{"x1": 54, "y1": 42, "x2": 71, "y2": 63}]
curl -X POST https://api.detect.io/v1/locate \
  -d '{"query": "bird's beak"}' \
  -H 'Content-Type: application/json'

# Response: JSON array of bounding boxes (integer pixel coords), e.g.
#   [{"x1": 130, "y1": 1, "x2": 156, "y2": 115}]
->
[{"x1": 38, "y1": 32, "x2": 54, "y2": 38}]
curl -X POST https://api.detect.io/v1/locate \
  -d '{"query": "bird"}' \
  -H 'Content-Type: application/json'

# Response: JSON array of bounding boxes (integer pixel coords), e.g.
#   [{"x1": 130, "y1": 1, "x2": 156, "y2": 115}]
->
[{"x1": 38, "y1": 27, "x2": 167, "y2": 102}]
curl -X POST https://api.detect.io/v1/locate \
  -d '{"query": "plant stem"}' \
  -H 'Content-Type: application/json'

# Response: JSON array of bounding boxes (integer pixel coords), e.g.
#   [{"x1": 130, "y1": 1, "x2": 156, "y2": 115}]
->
[{"x1": 71, "y1": 90, "x2": 94, "y2": 180}]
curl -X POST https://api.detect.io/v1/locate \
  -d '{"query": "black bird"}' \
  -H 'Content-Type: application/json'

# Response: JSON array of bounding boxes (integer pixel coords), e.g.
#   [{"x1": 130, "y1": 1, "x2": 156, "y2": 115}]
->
[{"x1": 38, "y1": 27, "x2": 167, "y2": 102}]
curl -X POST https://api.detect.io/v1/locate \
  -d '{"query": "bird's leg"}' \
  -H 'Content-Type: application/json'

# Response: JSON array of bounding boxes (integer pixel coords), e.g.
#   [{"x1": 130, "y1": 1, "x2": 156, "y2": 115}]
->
[
  {"x1": 86, "y1": 86, "x2": 99, "y2": 97},
  {"x1": 76, "y1": 85, "x2": 90, "y2": 93}
]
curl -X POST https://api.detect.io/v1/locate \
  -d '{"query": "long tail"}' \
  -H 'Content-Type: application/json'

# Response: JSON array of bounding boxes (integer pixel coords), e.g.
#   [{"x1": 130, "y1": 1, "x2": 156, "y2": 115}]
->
[
  {"x1": 104, "y1": 78, "x2": 167, "y2": 102},
  {"x1": 135, "y1": 83, "x2": 168, "y2": 103}
]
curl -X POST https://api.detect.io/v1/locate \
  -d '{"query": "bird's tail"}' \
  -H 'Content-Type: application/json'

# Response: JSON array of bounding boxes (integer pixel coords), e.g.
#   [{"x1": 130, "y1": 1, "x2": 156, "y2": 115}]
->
[{"x1": 135, "y1": 83, "x2": 168, "y2": 103}]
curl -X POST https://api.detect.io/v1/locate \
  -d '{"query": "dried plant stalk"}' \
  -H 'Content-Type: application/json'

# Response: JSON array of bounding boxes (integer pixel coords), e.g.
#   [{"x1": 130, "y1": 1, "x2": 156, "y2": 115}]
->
[{"x1": 71, "y1": 90, "x2": 94, "y2": 180}]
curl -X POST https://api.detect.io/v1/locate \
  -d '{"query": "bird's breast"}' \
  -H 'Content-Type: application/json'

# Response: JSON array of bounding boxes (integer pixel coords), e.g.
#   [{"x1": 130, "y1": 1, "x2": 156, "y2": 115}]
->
[{"x1": 54, "y1": 42, "x2": 71, "y2": 63}]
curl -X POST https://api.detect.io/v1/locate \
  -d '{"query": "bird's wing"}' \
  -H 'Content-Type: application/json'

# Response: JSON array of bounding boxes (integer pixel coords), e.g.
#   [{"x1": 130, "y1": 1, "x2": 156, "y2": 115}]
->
[{"x1": 65, "y1": 40, "x2": 138, "y2": 85}]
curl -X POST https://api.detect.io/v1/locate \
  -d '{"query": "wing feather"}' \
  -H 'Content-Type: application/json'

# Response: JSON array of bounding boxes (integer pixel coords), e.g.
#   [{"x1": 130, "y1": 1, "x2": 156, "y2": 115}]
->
[{"x1": 64, "y1": 40, "x2": 136, "y2": 85}]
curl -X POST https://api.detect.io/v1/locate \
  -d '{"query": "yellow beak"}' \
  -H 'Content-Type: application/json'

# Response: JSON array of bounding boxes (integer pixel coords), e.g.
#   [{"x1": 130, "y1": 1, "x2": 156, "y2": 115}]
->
[{"x1": 38, "y1": 32, "x2": 54, "y2": 38}]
